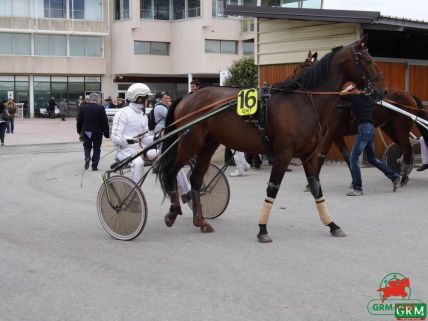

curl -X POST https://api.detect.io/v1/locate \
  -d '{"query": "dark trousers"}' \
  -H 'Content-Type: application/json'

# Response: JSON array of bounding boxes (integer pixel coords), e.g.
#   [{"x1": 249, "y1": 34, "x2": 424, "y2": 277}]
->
[
  {"x1": 0, "y1": 122, "x2": 6, "y2": 144},
  {"x1": 83, "y1": 133, "x2": 103, "y2": 168},
  {"x1": 6, "y1": 117, "x2": 14, "y2": 133}
]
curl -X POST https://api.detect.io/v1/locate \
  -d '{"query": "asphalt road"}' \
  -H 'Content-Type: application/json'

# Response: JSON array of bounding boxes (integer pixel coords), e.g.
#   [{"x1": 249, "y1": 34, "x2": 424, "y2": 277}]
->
[{"x1": 0, "y1": 143, "x2": 427, "y2": 321}]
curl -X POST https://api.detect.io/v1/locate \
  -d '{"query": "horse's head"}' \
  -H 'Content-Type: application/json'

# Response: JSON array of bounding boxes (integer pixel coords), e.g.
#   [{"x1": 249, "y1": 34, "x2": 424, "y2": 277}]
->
[
  {"x1": 339, "y1": 35, "x2": 387, "y2": 99},
  {"x1": 292, "y1": 51, "x2": 318, "y2": 78}
]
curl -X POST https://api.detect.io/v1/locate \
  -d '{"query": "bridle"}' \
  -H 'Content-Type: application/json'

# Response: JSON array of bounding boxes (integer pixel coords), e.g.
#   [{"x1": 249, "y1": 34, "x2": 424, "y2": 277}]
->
[{"x1": 351, "y1": 43, "x2": 384, "y2": 98}]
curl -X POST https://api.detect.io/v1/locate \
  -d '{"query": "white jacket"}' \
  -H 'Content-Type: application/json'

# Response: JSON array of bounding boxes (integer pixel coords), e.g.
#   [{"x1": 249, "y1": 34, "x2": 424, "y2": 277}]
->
[{"x1": 111, "y1": 103, "x2": 149, "y2": 160}]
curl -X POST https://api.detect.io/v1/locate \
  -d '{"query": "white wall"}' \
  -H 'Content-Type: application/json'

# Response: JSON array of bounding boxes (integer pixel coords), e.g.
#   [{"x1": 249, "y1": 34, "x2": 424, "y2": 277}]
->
[{"x1": 257, "y1": 18, "x2": 360, "y2": 65}]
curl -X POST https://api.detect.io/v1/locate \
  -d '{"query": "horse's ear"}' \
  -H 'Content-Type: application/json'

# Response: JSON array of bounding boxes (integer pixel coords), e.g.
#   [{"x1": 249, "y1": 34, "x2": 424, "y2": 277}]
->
[
  {"x1": 312, "y1": 52, "x2": 318, "y2": 62},
  {"x1": 357, "y1": 34, "x2": 369, "y2": 48},
  {"x1": 307, "y1": 50, "x2": 312, "y2": 58}
]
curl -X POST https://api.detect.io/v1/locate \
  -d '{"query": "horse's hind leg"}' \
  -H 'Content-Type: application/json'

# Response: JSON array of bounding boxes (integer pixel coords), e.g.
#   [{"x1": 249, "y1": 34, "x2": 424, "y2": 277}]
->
[
  {"x1": 164, "y1": 143, "x2": 197, "y2": 227},
  {"x1": 164, "y1": 176, "x2": 182, "y2": 227},
  {"x1": 303, "y1": 156, "x2": 346, "y2": 237},
  {"x1": 188, "y1": 141, "x2": 220, "y2": 233},
  {"x1": 381, "y1": 124, "x2": 412, "y2": 186}
]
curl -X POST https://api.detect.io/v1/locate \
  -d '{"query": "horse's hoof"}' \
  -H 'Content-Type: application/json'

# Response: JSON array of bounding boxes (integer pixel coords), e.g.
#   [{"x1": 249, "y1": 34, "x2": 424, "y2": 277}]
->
[
  {"x1": 257, "y1": 233, "x2": 272, "y2": 243},
  {"x1": 200, "y1": 224, "x2": 214, "y2": 233},
  {"x1": 330, "y1": 228, "x2": 346, "y2": 237},
  {"x1": 164, "y1": 213, "x2": 177, "y2": 227},
  {"x1": 400, "y1": 176, "x2": 409, "y2": 187}
]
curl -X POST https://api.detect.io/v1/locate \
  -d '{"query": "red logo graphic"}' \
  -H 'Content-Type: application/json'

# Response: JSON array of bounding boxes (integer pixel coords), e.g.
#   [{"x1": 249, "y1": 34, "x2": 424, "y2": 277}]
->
[{"x1": 378, "y1": 277, "x2": 410, "y2": 303}]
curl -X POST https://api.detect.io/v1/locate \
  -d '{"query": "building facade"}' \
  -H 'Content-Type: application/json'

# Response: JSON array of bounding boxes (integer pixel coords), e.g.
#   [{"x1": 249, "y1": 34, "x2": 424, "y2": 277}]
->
[{"x1": 0, "y1": 0, "x2": 322, "y2": 118}]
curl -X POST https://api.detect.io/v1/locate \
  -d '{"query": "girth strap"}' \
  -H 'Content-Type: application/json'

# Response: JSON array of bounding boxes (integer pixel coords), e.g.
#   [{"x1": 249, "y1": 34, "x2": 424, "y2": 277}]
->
[{"x1": 257, "y1": 86, "x2": 273, "y2": 157}]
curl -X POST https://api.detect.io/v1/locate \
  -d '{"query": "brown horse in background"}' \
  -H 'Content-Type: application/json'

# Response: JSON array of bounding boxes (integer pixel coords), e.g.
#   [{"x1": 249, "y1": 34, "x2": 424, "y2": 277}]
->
[
  {"x1": 156, "y1": 36, "x2": 386, "y2": 243},
  {"x1": 327, "y1": 91, "x2": 428, "y2": 186},
  {"x1": 298, "y1": 54, "x2": 428, "y2": 187}
]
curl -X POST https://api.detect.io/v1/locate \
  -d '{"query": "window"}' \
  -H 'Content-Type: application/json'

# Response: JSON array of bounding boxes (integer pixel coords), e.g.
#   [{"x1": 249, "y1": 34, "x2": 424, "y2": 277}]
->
[
  {"x1": 134, "y1": 41, "x2": 150, "y2": 54},
  {"x1": 260, "y1": 0, "x2": 322, "y2": 9},
  {"x1": 44, "y1": 0, "x2": 67, "y2": 18},
  {"x1": 212, "y1": 0, "x2": 256, "y2": 17},
  {"x1": 0, "y1": 33, "x2": 12, "y2": 54},
  {"x1": 70, "y1": 35, "x2": 103, "y2": 57},
  {"x1": 0, "y1": 0, "x2": 30, "y2": 17},
  {"x1": 51, "y1": 35, "x2": 67, "y2": 55},
  {"x1": 13, "y1": 33, "x2": 31, "y2": 55},
  {"x1": 70, "y1": 0, "x2": 84, "y2": 19},
  {"x1": 156, "y1": 0, "x2": 169, "y2": 20},
  {"x1": 114, "y1": 0, "x2": 130, "y2": 20},
  {"x1": 205, "y1": 39, "x2": 237, "y2": 54},
  {"x1": 172, "y1": 0, "x2": 185, "y2": 20},
  {"x1": 35, "y1": 34, "x2": 67, "y2": 56},
  {"x1": 243, "y1": 39, "x2": 254, "y2": 55},
  {"x1": 221, "y1": 40, "x2": 237, "y2": 54},
  {"x1": 35, "y1": 35, "x2": 50, "y2": 55},
  {"x1": 0, "y1": 33, "x2": 31, "y2": 55},
  {"x1": 187, "y1": 0, "x2": 200, "y2": 17},
  {"x1": 142, "y1": 0, "x2": 200, "y2": 20},
  {"x1": 141, "y1": 0, "x2": 153, "y2": 18},
  {"x1": 134, "y1": 41, "x2": 170, "y2": 55}
]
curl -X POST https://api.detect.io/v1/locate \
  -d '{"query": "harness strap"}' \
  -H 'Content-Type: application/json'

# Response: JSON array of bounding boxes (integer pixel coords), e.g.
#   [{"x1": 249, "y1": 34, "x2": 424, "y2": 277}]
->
[{"x1": 383, "y1": 98, "x2": 427, "y2": 112}]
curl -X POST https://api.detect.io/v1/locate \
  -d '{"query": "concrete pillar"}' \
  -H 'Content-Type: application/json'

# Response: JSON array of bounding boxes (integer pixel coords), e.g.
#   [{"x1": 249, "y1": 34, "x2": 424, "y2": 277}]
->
[{"x1": 29, "y1": 75, "x2": 34, "y2": 118}]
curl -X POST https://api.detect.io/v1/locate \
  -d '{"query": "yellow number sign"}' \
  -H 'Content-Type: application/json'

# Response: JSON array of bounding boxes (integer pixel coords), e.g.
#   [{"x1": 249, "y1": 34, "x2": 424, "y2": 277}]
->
[{"x1": 237, "y1": 88, "x2": 258, "y2": 116}]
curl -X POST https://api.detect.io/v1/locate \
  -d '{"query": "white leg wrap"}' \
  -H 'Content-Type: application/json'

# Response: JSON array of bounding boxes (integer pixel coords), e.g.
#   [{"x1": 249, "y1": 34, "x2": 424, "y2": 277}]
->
[
  {"x1": 259, "y1": 197, "x2": 275, "y2": 224},
  {"x1": 315, "y1": 197, "x2": 332, "y2": 225}
]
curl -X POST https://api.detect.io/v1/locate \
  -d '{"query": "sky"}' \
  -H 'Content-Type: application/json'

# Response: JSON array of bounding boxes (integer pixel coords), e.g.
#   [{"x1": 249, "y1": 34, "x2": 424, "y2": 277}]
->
[{"x1": 323, "y1": 0, "x2": 428, "y2": 21}]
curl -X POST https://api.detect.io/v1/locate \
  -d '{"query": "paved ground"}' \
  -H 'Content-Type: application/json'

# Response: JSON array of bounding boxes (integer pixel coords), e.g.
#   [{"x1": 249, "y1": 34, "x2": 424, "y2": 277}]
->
[{"x1": 0, "y1": 118, "x2": 427, "y2": 321}]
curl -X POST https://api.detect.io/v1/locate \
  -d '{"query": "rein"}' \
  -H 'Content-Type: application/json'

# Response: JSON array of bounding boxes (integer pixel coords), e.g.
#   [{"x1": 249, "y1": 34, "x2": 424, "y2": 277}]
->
[{"x1": 166, "y1": 94, "x2": 237, "y2": 130}]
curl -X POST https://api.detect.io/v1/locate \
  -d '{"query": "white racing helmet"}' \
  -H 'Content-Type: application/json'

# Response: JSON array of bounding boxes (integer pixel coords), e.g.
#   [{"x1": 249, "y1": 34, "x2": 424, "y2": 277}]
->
[{"x1": 126, "y1": 83, "x2": 152, "y2": 102}]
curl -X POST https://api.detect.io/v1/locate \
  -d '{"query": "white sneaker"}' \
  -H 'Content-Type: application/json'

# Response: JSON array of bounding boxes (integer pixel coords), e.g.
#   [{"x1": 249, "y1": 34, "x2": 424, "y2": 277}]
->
[
  {"x1": 244, "y1": 162, "x2": 251, "y2": 171},
  {"x1": 230, "y1": 170, "x2": 245, "y2": 177},
  {"x1": 346, "y1": 189, "x2": 363, "y2": 196}
]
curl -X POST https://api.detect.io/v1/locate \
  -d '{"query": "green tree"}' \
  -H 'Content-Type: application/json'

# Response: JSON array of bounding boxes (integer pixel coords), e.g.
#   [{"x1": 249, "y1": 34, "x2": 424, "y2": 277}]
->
[{"x1": 224, "y1": 56, "x2": 258, "y2": 88}]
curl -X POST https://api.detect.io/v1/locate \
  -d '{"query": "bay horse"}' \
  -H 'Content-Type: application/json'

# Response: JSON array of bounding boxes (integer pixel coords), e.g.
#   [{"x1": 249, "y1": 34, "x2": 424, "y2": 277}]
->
[{"x1": 157, "y1": 35, "x2": 386, "y2": 243}]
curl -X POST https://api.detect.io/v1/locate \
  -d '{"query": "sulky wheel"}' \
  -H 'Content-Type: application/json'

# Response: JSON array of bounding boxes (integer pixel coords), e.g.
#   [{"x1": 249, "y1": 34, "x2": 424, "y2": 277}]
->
[
  {"x1": 97, "y1": 175, "x2": 148, "y2": 240},
  {"x1": 187, "y1": 163, "x2": 230, "y2": 219},
  {"x1": 382, "y1": 143, "x2": 414, "y2": 176}
]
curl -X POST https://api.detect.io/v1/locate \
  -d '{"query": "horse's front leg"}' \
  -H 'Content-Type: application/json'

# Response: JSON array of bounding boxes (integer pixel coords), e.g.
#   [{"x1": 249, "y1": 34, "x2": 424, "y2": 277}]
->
[
  {"x1": 257, "y1": 154, "x2": 291, "y2": 243},
  {"x1": 303, "y1": 156, "x2": 346, "y2": 237}
]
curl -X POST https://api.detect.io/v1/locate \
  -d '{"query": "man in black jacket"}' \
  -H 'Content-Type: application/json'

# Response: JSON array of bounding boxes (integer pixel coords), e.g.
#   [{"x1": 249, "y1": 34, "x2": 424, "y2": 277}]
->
[{"x1": 76, "y1": 93, "x2": 109, "y2": 171}]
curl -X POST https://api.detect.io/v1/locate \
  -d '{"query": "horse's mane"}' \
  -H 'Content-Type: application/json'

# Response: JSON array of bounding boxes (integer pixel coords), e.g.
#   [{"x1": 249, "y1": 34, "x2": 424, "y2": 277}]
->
[{"x1": 274, "y1": 46, "x2": 343, "y2": 91}]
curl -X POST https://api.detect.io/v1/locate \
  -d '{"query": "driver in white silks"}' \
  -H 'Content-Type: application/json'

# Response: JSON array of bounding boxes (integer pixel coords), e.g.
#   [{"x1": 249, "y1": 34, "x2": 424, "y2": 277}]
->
[
  {"x1": 111, "y1": 83, "x2": 158, "y2": 183},
  {"x1": 111, "y1": 83, "x2": 191, "y2": 202}
]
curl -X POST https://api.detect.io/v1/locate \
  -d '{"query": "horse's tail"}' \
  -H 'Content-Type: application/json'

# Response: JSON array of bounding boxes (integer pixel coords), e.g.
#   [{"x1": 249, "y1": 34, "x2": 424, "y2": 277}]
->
[
  {"x1": 411, "y1": 94, "x2": 428, "y2": 143},
  {"x1": 157, "y1": 96, "x2": 183, "y2": 197}
]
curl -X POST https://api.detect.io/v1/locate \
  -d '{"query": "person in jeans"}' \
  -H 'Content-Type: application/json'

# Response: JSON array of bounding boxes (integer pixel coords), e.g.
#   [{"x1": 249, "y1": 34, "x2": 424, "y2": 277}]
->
[
  {"x1": 5, "y1": 98, "x2": 17, "y2": 133},
  {"x1": 340, "y1": 82, "x2": 401, "y2": 196}
]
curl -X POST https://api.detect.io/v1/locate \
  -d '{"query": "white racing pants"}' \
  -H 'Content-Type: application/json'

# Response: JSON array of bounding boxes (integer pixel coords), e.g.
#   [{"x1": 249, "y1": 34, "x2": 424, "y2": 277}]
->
[{"x1": 116, "y1": 135, "x2": 191, "y2": 196}]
